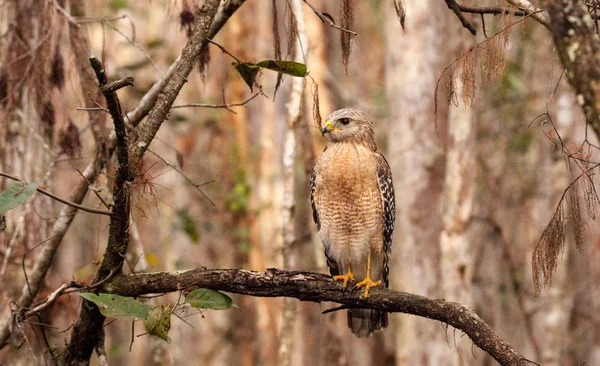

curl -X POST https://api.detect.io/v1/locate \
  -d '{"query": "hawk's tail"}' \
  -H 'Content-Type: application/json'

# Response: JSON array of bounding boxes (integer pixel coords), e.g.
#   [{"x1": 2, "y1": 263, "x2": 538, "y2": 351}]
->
[{"x1": 347, "y1": 309, "x2": 388, "y2": 338}]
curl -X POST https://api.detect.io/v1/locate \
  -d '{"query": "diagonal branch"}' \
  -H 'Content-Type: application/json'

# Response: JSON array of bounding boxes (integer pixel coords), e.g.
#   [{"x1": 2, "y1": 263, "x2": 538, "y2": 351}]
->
[
  {"x1": 130, "y1": 0, "x2": 221, "y2": 162},
  {"x1": 103, "y1": 268, "x2": 536, "y2": 366},
  {"x1": 0, "y1": 172, "x2": 113, "y2": 216},
  {"x1": 504, "y1": 0, "x2": 551, "y2": 29},
  {"x1": 445, "y1": 0, "x2": 477, "y2": 35},
  {"x1": 0, "y1": 157, "x2": 102, "y2": 348}
]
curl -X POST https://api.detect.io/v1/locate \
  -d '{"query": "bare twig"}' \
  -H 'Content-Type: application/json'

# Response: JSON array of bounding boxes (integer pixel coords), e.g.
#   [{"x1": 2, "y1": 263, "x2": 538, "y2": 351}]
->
[
  {"x1": 504, "y1": 0, "x2": 551, "y2": 29},
  {"x1": 52, "y1": 0, "x2": 80, "y2": 27},
  {"x1": 302, "y1": 0, "x2": 358, "y2": 35},
  {"x1": 23, "y1": 284, "x2": 69, "y2": 317},
  {"x1": 64, "y1": 56, "x2": 135, "y2": 364},
  {"x1": 205, "y1": 38, "x2": 243, "y2": 63},
  {"x1": 0, "y1": 172, "x2": 112, "y2": 216},
  {"x1": 0, "y1": 157, "x2": 102, "y2": 348},
  {"x1": 76, "y1": 14, "x2": 128, "y2": 24},
  {"x1": 103, "y1": 21, "x2": 162, "y2": 77},
  {"x1": 130, "y1": 1, "x2": 220, "y2": 162},
  {"x1": 457, "y1": 4, "x2": 528, "y2": 16},
  {"x1": 446, "y1": 0, "x2": 477, "y2": 35},
  {"x1": 102, "y1": 76, "x2": 134, "y2": 93},
  {"x1": 146, "y1": 148, "x2": 215, "y2": 206},
  {"x1": 171, "y1": 92, "x2": 262, "y2": 113}
]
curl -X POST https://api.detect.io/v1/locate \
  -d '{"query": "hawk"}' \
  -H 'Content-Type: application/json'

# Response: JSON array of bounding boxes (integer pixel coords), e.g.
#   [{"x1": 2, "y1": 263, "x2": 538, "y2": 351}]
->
[{"x1": 310, "y1": 108, "x2": 395, "y2": 337}]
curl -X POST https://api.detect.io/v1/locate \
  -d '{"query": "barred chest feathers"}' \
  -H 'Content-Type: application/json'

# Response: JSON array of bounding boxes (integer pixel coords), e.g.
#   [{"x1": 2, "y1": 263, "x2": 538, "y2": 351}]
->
[{"x1": 313, "y1": 142, "x2": 384, "y2": 265}]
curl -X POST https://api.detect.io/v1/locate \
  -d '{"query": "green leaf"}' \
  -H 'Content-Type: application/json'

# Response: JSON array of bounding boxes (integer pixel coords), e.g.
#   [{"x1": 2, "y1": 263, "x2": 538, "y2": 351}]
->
[
  {"x1": 234, "y1": 60, "x2": 308, "y2": 91},
  {"x1": 80, "y1": 293, "x2": 151, "y2": 320},
  {"x1": 255, "y1": 60, "x2": 308, "y2": 77},
  {"x1": 185, "y1": 288, "x2": 233, "y2": 310},
  {"x1": 144, "y1": 304, "x2": 171, "y2": 343},
  {"x1": 234, "y1": 63, "x2": 261, "y2": 91},
  {"x1": 0, "y1": 181, "x2": 41, "y2": 214}
]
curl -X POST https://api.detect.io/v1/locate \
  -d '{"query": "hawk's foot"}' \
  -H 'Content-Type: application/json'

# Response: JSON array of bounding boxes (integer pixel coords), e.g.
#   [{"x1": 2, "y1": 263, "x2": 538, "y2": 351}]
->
[
  {"x1": 333, "y1": 269, "x2": 355, "y2": 288},
  {"x1": 355, "y1": 276, "x2": 382, "y2": 298}
]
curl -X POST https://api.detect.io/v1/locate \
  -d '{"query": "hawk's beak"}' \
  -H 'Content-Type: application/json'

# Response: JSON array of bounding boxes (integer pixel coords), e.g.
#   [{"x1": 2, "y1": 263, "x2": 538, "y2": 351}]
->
[{"x1": 321, "y1": 120, "x2": 336, "y2": 136}]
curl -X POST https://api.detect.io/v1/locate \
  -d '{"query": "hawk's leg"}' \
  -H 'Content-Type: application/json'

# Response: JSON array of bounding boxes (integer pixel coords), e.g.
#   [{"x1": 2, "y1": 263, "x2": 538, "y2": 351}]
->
[
  {"x1": 333, "y1": 264, "x2": 355, "y2": 288},
  {"x1": 355, "y1": 250, "x2": 382, "y2": 297}
]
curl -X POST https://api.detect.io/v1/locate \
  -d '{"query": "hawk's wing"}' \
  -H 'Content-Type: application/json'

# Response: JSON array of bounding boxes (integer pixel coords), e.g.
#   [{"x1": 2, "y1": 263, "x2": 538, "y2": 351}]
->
[
  {"x1": 376, "y1": 152, "x2": 395, "y2": 288},
  {"x1": 310, "y1": 163, "x2": 340, "y2": 277}
]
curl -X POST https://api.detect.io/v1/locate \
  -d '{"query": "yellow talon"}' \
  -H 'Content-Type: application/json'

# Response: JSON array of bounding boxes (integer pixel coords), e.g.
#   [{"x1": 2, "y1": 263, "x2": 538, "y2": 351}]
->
[
  {"x1": 333, "y1": 265, "x2": 355, "y2": 288},
  {"x1": 355, "y1": 250, "x2": 382, "y2": 297},
  {"x1": 355, "y1": 276, "x2": 382, "y2": 298}
]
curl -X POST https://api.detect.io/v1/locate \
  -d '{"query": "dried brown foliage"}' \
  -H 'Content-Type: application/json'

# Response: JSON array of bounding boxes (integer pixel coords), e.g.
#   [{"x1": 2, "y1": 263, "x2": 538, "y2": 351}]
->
[
  {"x1": 286, "y1": 2, "x2": 298, "y2": 59},
  {"x1": 40, "y1": 101, "x2": 55, "y2": 140},
  {"x1": 1, "y1": 1, "x2": 62, "y2": 119},
  {"x1": 272, "y1": 0, "x2": 283, "y2": 96},
  {"x1": 59, "y1": 120, "x2": 82, "y2": 158},
  {"x1": 393, "y1": 0, "x2": 406, "y2": 31},
  {"x1": 180, "y1": 0, "x2": 196, "y2": 37},
  {"x1": 311, "y1": 78, "x2": 322, "y2": 129},
  {"x1": 532, "y1": 124, "x2": 600, "y2": 295},
  {"x1": 434, "y1": 6, "x2": 520, "y2": 124},
  {"x1": 340, "y1": 0, "x2": 355, "y2": 74},
  {"x1": 460, "y1": 48, "x2": 476, "y2": 106},
  {"x1": 50, "y1": 46, "x2": 65, "y2": 89},
  {"x1": 532, "y1": 200, "x2": 566, "y2": 295}
]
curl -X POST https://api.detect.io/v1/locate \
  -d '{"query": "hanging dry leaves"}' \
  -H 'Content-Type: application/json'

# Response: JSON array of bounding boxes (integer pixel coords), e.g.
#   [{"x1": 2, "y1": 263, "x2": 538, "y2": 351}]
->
[{"x1": 394, "y1": 0, "x2": 406, "y2": 31}]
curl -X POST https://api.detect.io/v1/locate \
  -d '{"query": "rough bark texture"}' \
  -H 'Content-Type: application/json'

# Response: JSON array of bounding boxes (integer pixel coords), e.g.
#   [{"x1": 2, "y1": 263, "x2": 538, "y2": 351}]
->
[
  {"x1": 130, "y1": 0, "x2": 220, "y2": 162},
  {"x1": 63, "y1": 58, "x2": 134, "y2": 366},
  {"x1": 545, "y1": 0, "x2": 600, "y2": 138},
  {"x1": 102, "y1": 268, "x2": 531, "y2": 366}
]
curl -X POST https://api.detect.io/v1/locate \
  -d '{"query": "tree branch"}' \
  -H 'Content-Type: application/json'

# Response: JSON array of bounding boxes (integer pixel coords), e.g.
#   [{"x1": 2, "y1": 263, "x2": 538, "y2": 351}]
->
[
  {"x1": 445, "y1": 0, "x2": 477, "y2": 35},
  {"x1": 0, "y1": 172, "x2": 113, "y2": 216},
  {"x1": 103, "y1": 268, "x2": 535, "y2": 366},
  {"x1": 130, "y1": 0, "x2": 220, "y2": 162},
  {"x1": 0, "y1": 156, "x2": 102, "y2": 348},
  {"x1": 63, "y1": 57, "x2": 135, "y2": 365},
  {"x1": 457, "y1": 4, "x2": 528, "y2": 16},
  {"x1": 504, "y1": 0, "x2": 551, "y2": 30}
]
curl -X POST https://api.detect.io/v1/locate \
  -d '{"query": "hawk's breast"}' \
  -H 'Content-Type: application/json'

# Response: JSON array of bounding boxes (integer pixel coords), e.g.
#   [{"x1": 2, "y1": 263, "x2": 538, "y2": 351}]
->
[{"x1": 314, "y1": 142, "x2": 384, "y2": 263}]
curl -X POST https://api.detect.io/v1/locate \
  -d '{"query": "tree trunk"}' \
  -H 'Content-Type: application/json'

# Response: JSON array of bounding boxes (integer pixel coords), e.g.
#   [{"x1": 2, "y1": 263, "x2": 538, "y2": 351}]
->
[{"x1": 385, "y1": 1, "x2": 449, "y2": 364}]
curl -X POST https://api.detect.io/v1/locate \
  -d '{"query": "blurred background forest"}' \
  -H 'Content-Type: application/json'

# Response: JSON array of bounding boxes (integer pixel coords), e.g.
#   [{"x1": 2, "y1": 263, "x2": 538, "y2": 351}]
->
[{"x1": 0, "y1": 0, "x2": 599, "y2": 365}]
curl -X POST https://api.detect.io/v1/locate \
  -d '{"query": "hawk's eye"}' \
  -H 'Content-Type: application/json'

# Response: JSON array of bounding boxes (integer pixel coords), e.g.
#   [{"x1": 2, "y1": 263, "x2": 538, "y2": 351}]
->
[{"x1": 339, "y1": 118, "x2": 350, "y2": 125}]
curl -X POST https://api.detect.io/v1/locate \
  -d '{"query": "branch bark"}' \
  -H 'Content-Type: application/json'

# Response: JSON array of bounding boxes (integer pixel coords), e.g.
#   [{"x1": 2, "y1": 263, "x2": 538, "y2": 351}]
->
[
  {"x1": 130, "y1": 0, "x2": 220, "y2": 162},
  {"x1": 63, "y1": 57, "x2": 134, "y2": 365},
  {"x1": 545, "y1": 0, "x2": 600, "y2": 139},
  {"x1": 102, "y1": 268, "x2": 534, "y2": 366},
  {"x1": 504, "y1": 0, "x2": 551, "y2": 30}
]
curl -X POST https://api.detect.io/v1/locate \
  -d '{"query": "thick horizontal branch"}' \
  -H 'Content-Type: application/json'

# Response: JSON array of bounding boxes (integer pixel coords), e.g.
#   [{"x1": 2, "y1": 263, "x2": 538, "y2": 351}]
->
[{"x1": 104, "y1": 268, "x2": 534, "y2": 366}]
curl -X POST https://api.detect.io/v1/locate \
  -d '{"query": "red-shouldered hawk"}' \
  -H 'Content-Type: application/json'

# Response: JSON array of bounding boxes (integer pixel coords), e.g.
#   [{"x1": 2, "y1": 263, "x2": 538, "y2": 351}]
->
[{"x1": 310, "y1": 108, "x2": 395, "y2": 338}]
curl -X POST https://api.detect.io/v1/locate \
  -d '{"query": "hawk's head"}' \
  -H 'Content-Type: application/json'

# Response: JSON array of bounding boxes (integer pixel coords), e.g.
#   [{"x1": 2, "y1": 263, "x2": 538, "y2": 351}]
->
[{"x1": 321, "y1": 108, "x2": 375, "y2": 144}]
